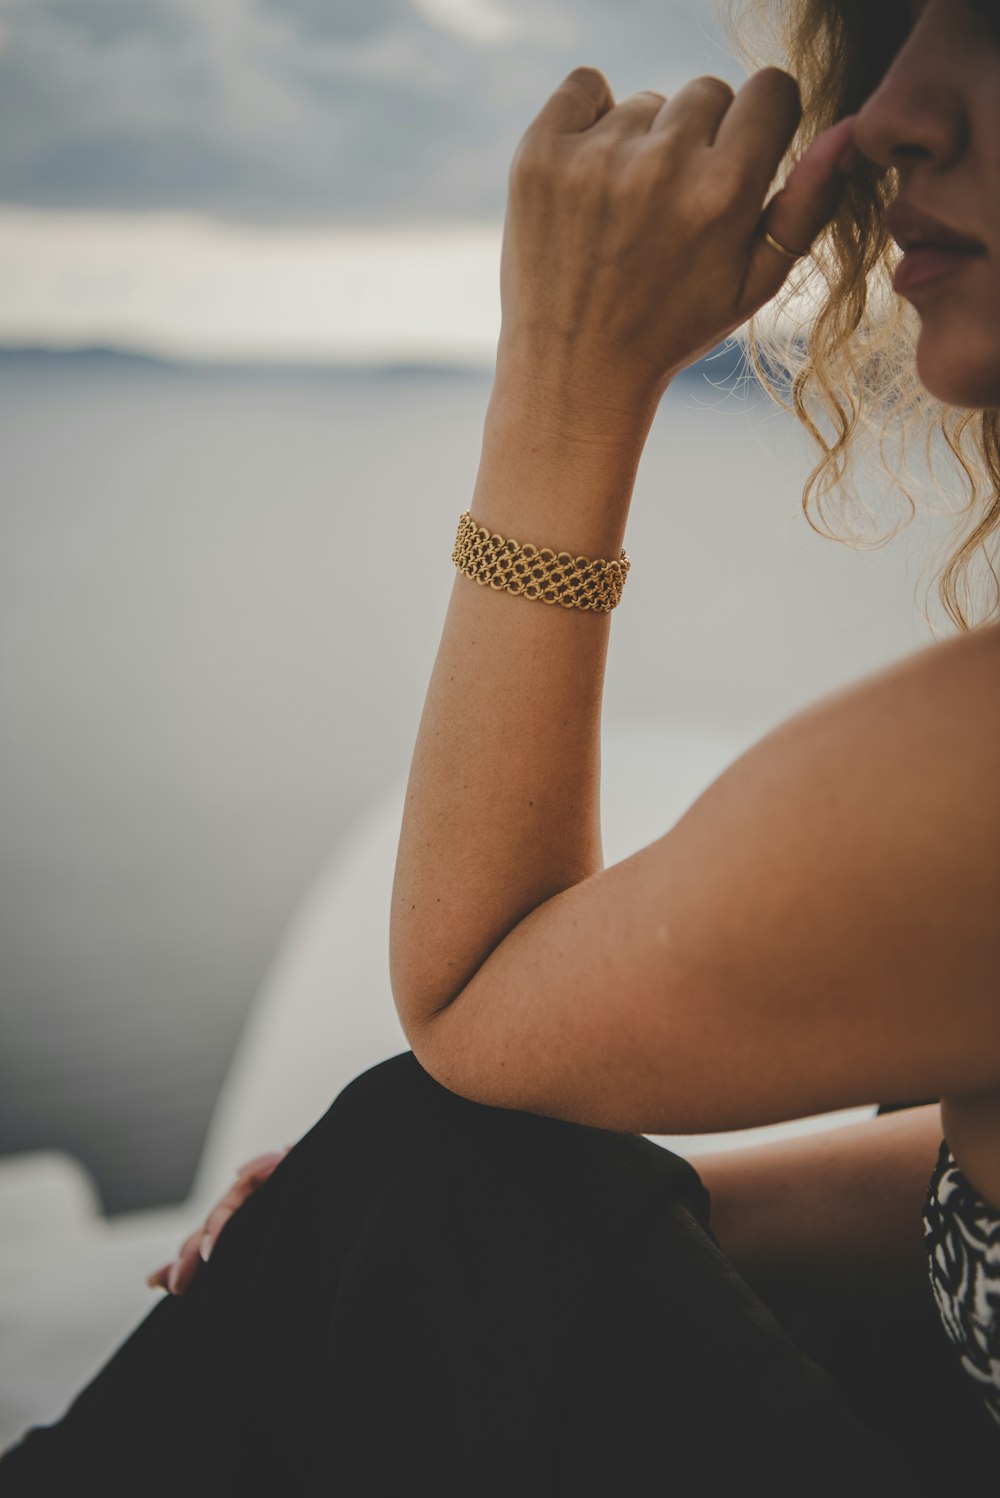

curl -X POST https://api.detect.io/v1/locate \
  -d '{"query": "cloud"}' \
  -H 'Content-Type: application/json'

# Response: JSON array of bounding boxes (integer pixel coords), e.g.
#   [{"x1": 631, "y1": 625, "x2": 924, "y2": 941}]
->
[
  {"x1": 0, "y1": 204, "x2": 507, "y2": 362},
  {"x1": 257, "y1": 0, "x2": 412, "y2": 45},
  {"x1": 410, "y1": 0, "x2": 523, "y2": 45},
  {"x1": 0, "y1": 0, "x2": 740, "y2": 226}
]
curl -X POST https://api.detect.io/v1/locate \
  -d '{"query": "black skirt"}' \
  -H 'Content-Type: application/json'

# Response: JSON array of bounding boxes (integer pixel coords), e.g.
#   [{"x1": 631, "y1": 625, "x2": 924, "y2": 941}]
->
[{"x1": 1, "y1": 1050, "x2": 994, "y2": 1495}]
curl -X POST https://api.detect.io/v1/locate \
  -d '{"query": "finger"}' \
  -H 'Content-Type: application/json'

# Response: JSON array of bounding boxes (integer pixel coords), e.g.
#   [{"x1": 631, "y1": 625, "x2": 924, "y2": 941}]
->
[
  {"x1": 164, "y1": 1235, "x2": 202, "y2": 1294},
  {"x1": 526, "y1": 66, "x2": 615, "y2": 138},
  {"x1": 162, "y1": 1149, "x2": 292, "y2": 1291},
  {"x1": 146, "y1": 1260, "x2": 173, "y2": 1290},
  {"x1": 646, "y1": 74, "x2": 734, "y2": 146},
  {"x1": 711, "y1": 66, "x2": 802, "y2": 183},
  {"x1": 193, "y1": 1164, "x2": 276, "y2": 1270},
  {"x1": 188, "y1": 1181, "x2": 250, "y2": 1261},
  {"x1": 234, "y1": 1148, "x2": 289, "y2": 1180},
  {"x1": 218, "y1": 1175, "x2": 261, "y2": 1216},
  {"x1": 588, "y1": 89, "x2": 667, "y2": 140},
  {"x1": 177, "y1": 1225, "x2": 204, "y2": 1261},
  {"x1": 201, "y1": 1202, "x2": 236, "y2": 1255},
  {"x1": 762, "y1": 113, "x2": 858, "y2": 248},
  {"x1": 740, "y1": 113, "x2": 859, "y2": 309},
  {"x1": 168, "y1": 1241, "x2": 202, "y2": 1295}
]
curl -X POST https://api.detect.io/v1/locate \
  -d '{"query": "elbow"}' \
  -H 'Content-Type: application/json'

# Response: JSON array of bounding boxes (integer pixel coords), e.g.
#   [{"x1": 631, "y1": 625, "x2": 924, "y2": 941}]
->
[
  {"x1": 390, "y1": 979, "x2": 501, "y2": 1112},
  {"x1": 388, "y1": 892, "x2": 464, "y2": 1036},
  {"x1": 389, "y1": 956, "x2": 462, "y2": 1054},
  {"x1": 392, "y1": 993, "x2": 467, "y2": 1102},
  {"x1": 390, "y1": 917, "x2": 491, "y2": 1039}
]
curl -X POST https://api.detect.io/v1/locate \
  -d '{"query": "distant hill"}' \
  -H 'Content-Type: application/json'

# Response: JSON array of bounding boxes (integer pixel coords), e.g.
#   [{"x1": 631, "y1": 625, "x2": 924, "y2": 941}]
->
[
  {"x1": 0, "y1": 338, "x2": 774, "y2": 390},
  {"x1": 0, "y1": 345, "x2": 491, "y2": 381}
]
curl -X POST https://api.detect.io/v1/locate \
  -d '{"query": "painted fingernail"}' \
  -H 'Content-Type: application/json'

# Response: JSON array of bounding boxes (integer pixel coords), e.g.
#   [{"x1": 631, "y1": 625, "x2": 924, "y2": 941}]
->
[{"x1": 199, "y1": 1232, "x2": 214, "y2": 1263}]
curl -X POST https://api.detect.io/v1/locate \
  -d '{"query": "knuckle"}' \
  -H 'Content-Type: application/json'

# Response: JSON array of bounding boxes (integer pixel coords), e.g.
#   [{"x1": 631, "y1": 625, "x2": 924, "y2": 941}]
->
[
  {"x1": 758, "y1": 66, "x2": 801, "y2": 114},
  {"x1": 510, "y1": 136, "x2": 553, "y2": 186},
  {"x1": 694, "y1": 74, "x2": 735, "y2": 104},
  {"x1": 564, "y1": 144, "x2": 608, "y2": 192},
  {"x1": 578, "y1": 133, "x2": 616, "y2": 166},
  {"x1": 689, "y1": 159, "x2": 745, "y2": 218},
  {"x1": 567, "y1": 65, "x2": 608, "y2": 90},
  {"x1": 759, "y1": 64, "x2": 798, "y2": 93},
  {"x1": 618, "y1": 151, "x2": 659, "y2": 198},
  {"x1": 686, "y1": 177, "x2": 724, "y2": 222}
]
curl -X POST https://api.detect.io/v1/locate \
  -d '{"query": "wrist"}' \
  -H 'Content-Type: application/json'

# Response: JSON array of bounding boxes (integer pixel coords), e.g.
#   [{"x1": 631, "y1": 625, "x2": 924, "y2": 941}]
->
[
  {"x1": 474, "y1": 391, "x2": 644, "y2": 563},
  {"x1": 491, "y1": 337, "x2": 664, "y2": 454}
]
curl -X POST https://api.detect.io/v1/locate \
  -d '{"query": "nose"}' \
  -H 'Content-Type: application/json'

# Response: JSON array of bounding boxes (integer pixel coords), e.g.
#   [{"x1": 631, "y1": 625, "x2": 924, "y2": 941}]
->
[{"x1": 851, "y1": 8, "x2": 966, "y2": 178}]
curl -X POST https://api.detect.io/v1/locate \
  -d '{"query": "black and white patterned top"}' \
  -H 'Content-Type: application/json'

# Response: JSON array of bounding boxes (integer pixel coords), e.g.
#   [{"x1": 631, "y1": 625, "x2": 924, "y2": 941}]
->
[{"x1": 923, "y1": 1138, "x2": 1000, "y2": 1431}]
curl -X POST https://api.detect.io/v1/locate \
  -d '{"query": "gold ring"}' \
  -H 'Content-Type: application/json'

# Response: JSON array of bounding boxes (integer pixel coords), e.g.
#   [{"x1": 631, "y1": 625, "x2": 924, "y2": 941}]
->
[{"x1": 762, "y1": 228, "x2": 805, "y2": 262}]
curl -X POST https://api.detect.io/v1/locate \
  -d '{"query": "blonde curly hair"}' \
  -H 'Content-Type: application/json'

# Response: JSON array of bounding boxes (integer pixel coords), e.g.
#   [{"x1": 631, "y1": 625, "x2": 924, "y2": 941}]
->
[{"x1": 717, "y1": 0, "x2": 1000, "y2": 633}]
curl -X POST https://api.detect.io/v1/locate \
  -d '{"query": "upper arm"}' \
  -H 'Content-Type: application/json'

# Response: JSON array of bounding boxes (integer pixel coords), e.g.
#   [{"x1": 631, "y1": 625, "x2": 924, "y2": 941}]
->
[{"x1": 406, "y1": 623, "x2": 1000, "y2": 1135}]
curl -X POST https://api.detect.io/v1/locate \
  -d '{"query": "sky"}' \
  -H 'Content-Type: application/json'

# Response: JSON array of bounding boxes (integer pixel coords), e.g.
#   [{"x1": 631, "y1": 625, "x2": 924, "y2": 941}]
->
[{"x1": 0, "y1": 0, "x2": 795, "y2": 365}]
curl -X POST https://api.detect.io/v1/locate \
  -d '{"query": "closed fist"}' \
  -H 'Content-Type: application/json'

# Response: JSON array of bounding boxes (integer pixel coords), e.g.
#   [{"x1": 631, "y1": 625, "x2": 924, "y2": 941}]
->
[{"x1": 495, "y1": 65, "x2": 858, "y2": 437}]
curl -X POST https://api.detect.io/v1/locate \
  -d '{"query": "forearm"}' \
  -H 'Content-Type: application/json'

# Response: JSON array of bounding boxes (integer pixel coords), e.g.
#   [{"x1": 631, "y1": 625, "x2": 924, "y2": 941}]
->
[
  {"x1": 389, "y1": 372, "x2": 655, "y2": 1033},
  {"x1": 695, "y1": 1103, "x2": 944, "y2": 1294}
]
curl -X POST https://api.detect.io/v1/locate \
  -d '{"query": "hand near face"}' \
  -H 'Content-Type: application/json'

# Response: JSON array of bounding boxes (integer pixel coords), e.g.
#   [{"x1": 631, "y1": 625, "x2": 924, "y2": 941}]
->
[{"x1": 496, "y1": 65, "x2": 858, "y2": 438}]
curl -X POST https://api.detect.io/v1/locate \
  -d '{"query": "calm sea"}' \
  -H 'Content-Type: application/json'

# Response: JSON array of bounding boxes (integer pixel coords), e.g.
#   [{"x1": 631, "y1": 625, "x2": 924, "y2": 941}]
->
[{"x1": 0, "y1": 348, "x2": 956, "y2": 1212}]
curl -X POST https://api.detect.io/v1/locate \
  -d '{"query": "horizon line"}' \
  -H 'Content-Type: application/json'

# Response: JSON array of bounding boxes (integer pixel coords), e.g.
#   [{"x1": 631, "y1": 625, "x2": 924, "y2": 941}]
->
[{"x1": 0, "y1": 337, "x2": 778, "y2": 388}]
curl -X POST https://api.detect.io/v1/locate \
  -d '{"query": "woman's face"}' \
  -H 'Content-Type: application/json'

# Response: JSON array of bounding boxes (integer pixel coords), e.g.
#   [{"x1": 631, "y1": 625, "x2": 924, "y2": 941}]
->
[{"x1": 852, "y1": 0, "x2": 1000, "y2": 409}]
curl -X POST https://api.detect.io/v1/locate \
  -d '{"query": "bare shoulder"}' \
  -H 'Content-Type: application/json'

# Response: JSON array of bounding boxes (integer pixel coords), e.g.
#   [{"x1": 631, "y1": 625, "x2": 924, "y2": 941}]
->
[
  {"x1": 780, "y1": 616, "x2": 1000, "y2": 840},
  {"x1": 645, "y1": 617, "x2": 1000, "y2": 1110},
  {"x1": 414, "y1": 619, "x2": 1000, "y2": 1137},
  {"x1": 809, "y1": 615, "x2": 999, "y2": 735}
]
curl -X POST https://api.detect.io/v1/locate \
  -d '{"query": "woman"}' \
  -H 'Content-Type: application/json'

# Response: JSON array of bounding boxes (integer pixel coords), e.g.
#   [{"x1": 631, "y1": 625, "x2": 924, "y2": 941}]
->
[{"x1": 2, "y1": 0, "x2": 998, "y2": 1490}]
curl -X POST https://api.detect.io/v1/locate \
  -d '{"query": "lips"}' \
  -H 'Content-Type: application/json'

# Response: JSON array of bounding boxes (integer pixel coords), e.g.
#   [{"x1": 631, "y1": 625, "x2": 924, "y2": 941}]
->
[
  {"x1": 892, "y1": 245, "x2": 984, "y2": 296},
  {"x1": 885, "y1": 200, "x2": 987, "y2": 296},
  {"x1": 885, "y1": 199, "x2": 987, "y2": 256}
]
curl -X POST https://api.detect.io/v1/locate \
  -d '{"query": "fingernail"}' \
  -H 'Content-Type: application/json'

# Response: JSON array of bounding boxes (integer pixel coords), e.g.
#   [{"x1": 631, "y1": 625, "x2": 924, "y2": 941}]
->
[
  {"x1": 167, "y1": 1260, "x2": 183, "y2": 1294},
  {"x1": 199, "y1": 1232, "x2": 213, "y2": 1263},
  {"x1": 146, "y1": 1272, "x2": 164, "y2": 1290}
]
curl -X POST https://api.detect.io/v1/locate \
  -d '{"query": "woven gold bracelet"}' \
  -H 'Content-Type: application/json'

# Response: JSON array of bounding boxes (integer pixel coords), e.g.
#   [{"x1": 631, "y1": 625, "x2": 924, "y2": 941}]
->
[{"x1": 451, "y1": 511, "x2": 630, "y2": 613}]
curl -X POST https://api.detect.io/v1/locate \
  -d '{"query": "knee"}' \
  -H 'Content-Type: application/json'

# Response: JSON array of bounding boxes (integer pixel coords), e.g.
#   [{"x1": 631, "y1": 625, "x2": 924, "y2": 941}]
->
[
  {"x1": 324, "y1": 1046, "x2": 557, "y2": 1158},
  {"x1": 329, "y1": 1048, "x2": 450, "y2": 1122}
]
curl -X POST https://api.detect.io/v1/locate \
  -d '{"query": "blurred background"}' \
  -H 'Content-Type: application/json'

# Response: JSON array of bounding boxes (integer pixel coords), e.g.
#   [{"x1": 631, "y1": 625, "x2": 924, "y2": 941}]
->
[{"x1": 0, "y1": 0, "x2": 964, "y2": 1218}]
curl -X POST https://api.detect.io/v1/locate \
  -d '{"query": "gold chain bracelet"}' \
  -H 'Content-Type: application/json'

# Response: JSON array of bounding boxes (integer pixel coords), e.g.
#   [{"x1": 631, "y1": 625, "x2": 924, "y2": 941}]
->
[{"x1": 451, "y1": 511, "x2": 630, "y2": 613}]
